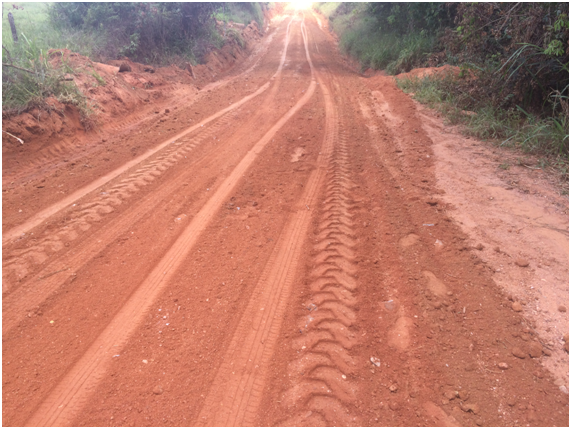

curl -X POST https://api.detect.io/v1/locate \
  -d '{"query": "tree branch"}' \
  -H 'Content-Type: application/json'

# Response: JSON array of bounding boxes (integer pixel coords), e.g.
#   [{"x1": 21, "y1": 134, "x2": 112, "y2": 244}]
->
[{"x1": 2, "y1": 63, "x2": 34, "y2": 74}]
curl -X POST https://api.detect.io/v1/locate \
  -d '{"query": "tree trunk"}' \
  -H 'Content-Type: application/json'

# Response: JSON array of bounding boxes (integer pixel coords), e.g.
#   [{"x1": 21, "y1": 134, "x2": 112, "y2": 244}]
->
[{"x1": 8, "y1": 12, "x2": 18, "y2": 43}]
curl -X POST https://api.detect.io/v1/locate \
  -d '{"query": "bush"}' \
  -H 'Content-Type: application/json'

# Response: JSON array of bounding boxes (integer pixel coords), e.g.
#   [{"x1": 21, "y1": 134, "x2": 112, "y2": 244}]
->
[
  {"x1": 2, "y1": 4, "x2": 90, "y2": 115},
  {"x1": 48, "y1": 2, "x2": 221, "y2": 65},
  {"x1": 397, "y1": 74, "x2": 569, "y2": 158},
  {"x1": 322, "y1": 3, "x2": 437, "y2": 74}
]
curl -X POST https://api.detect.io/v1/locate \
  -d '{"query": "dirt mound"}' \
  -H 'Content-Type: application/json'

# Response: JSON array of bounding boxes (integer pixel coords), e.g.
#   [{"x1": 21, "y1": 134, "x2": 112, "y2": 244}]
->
[{"x1": 2, "y1": 26, "x2": 262, "y2": 158}]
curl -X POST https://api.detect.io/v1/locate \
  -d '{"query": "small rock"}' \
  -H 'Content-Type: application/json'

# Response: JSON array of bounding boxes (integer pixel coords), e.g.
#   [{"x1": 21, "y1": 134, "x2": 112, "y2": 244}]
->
[
  {"x1": 444, "y1": 390, "x2": 457, "y2": 400},
  {"x1": 152, "y1": 386, "x2": 163, "y2": 395},
  {"x1": 512, "y1": 347, "x2": 527, "y2": 359},
  {"x1": 558, "y1": 305, "x2": 567, "y2": 313},
  {"x1": 165, "y1": 108, "x2": 170, "y2": 114},
  {"x1": 507, "y1": 397, "x2": 517, "y2": 407},
  {"x1": 528, "y1": 342, "x2": 543, "y2": 358},
  {"x1": 543, "y1": 348, "x2": 552, "y2": 356},
  {"x1": 388, "y1": 384, "x2": 398, "y2": 393},
  {"x1": 497, "y1": 362, "x2": 509, "y2": 370},
  {"x1": 464, "y1": 362, "x2": 477, "y2": 372},
  {"x1": 460, "y1": 403, "x2": 479, "y2": 414},
  {"x1": 458, "y1": 390, "x2": 470, "y2": 401},
  {"x1": 370, "y1": 357, "x2": 381, "y2": 367},
  {"x1": 475, "y1": 419, "x2": 484, "y2": 426},
  {"x1": 389, "y1": 401, "x2": 400, "y2": 411},
  {"x1": 511, "y1": 302, "x2": 523, "y2": 312},
  {"x1": 559, "y1": 385, "x2": 569, "y2": 395},
  {"x1": 515, "y1": 258, "x2": 529, "y2": 267},
  {"x1": 494, "y1": 246, "x2": 501, "y2": 253},
  {"x1": 526, "y1": 409, "x2": 537, "y2": 423},
  {"x1": 475, "y1": 243, "x2": 484, "y2": 250},
  {"x1": 142, "y1": 359, "x2": 148, "y2": 364}
]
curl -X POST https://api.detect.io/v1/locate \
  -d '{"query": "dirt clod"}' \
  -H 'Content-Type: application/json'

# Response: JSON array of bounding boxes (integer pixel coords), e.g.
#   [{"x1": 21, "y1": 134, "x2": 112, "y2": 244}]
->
[
  {"x1": 152, "y1": 386, "x2": 163, "y2": 395},
  {"x1": 511, "y1": 302, "x2": 523, "y2": 312},
  {"x1": 512, "y1": 347, "x2": 527, "y2": 359},
  {"x1": 514, "y1": 258, "x2": 529, "y2": 267},
  {"x1": 458, "y1": 390, "x2": 470, "y2": 401},
  {"x1": 119, "y1": 63, "x2": 131, "y2": 73},
  {"x1": 497, "y1": 362, "x2": 509, "y2": 370},
  {"x1": 444, "y1": 390, "x2": 457, "y2": 400},
  {"x1": 528, "y1": 342, "x2": 543, "y2": 358}
]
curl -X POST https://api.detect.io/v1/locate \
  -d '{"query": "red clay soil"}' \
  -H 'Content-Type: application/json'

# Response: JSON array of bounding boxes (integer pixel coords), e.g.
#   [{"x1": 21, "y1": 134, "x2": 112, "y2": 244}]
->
[{"x1": 2, "y1": 10, "x2": 569, "y2": 427}]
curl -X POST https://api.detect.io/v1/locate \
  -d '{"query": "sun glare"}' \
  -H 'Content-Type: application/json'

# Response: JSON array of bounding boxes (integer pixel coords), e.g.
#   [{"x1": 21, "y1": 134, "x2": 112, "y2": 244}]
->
[{"x1": 288, "y1": 1, "x2": 313, "y2": 10}]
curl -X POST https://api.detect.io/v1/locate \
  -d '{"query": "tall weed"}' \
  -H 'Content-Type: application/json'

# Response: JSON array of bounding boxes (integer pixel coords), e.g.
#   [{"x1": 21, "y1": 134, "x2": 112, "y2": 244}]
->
[{"x1": 397, "y1": 74, "x2": 569, "y2": 162}]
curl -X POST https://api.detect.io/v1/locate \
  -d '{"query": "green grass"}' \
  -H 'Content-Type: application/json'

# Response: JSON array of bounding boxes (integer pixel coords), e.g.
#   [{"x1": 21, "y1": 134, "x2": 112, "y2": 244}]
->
[
  {"x1": 2, "y1": 3, "x2": 106, "y2": 59},
  {"x1": 314, "y1": 3, "x2": 436, "y2": 74},
  {"x1": 2, "y1": 3, "x2": 97, "y2": 115},
  {"x1": 397, "y1": 74, "x2": 569, "y2": 179}
]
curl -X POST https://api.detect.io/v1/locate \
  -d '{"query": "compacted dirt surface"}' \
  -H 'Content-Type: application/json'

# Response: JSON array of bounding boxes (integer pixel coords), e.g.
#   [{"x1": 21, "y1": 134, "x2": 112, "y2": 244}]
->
[{"x1": 2, "y1": 10, "x2": 569, "y2": 427}]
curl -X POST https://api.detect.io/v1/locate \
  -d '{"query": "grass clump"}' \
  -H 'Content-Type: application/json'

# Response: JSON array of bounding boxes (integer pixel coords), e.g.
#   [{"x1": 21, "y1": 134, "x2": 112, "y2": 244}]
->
[
  {"x1": 397, "y1": 74, "x2": 569, "y2": 178},
  {"x1": 2, "y1": 3, "x2": 98, "y2": 116}
]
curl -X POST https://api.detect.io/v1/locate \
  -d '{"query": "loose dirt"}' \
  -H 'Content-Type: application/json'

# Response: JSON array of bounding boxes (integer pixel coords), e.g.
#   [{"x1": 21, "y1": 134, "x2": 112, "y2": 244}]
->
[{"x1": 2, "y1": 9, "x2": 569, "y2": 427}]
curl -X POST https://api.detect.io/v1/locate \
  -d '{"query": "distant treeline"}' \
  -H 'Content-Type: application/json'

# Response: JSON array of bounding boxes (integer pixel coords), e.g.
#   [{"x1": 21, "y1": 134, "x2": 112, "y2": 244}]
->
[{"x1": 48, "y1": 2, "x2": 270, "y2": 63}]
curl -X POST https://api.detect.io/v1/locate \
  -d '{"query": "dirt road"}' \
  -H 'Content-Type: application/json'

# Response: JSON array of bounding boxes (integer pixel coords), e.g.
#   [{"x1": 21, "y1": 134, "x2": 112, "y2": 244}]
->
[{"x1": 2, "y1": 11, "x2": 569, "y2": 427}]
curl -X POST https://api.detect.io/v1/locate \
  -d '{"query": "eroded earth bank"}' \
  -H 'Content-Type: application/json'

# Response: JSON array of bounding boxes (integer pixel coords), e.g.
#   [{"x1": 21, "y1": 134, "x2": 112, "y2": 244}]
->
[{"x1": 2, "y1": 10, "x2": 569, "y2": 427}]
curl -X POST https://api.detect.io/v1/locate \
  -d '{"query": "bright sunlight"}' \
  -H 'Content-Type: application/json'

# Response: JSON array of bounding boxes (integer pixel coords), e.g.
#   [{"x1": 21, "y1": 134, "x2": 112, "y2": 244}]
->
[{"x1": 288, "y1": 1, "x2": 313, "y2": 10}]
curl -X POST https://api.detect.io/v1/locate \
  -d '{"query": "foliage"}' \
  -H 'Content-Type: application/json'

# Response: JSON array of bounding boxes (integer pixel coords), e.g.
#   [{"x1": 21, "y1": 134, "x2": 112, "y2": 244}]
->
[
  {"x1": 397, "y1": 74, "x2": 569, "y2": 160},
  {"x1": 315, "y1": 1, "x2": 569, "y2": 161},
  {"x1": 2, "y1": 4, "x2": 90, "y2": 115},
  {"x1": 366, "y1": 2, "x2": 455, "y2": 35},
  {"x1": 444, "y1": 2, "x2": 569, "y2": 115},
  {"x1": 316, "y1": 3, "x2": 438, "y2": 74},
  {"x1": 214, "y1": 2, "x2": 265, "y2": 29},
  {"x1": 48, "y1": 2, "x2": 222, "y2": 64}
]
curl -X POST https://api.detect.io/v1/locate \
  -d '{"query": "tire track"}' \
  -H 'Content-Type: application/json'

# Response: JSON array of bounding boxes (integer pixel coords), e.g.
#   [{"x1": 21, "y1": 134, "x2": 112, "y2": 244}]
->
[
  {"x1": 6, "y1": 18, "x2": 295, "y2": 246},
  {"x1": 24, "y1": 19, "x2": 314, "y2": 427},
  {"x1": 2, "y1": 76, "x2": 271, "y2": 246},
  {"x1": 2, "y1": 111, "x2": 235, "y2": 292},
  {"x1": 276, "y1": 125, "x2": 360, "y2": 427},
  {"x1": 195, "y1": 18, "x2": 337, "y2": 426},
  {"x1": 1, "y1": 112, "x2": 237, "y2": 335},
  {"x1": 268, "y1": 17, "x2": 361, "y2": 427},
  {"x1": 3, "y1": 19, "x2": 297, "y2": 334}
]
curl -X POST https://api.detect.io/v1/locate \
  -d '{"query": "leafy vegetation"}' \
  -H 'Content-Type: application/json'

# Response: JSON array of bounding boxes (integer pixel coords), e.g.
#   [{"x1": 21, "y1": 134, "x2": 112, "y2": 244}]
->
[
  {"x1": 214, "y1": 2, "x2": 265, "y2": 29},
  {"x1": 3, "y1": 2, "x2": 271, "y2": 114},
  {"x1": 2, "y1": 3, "x2": 92, "y2": 116},
  {"x1": 316, "y1": 2, "x2": 569, "y2": 162},
  {"x1": 314, "y1": 3, "x2": 450, "y2": 74}
]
